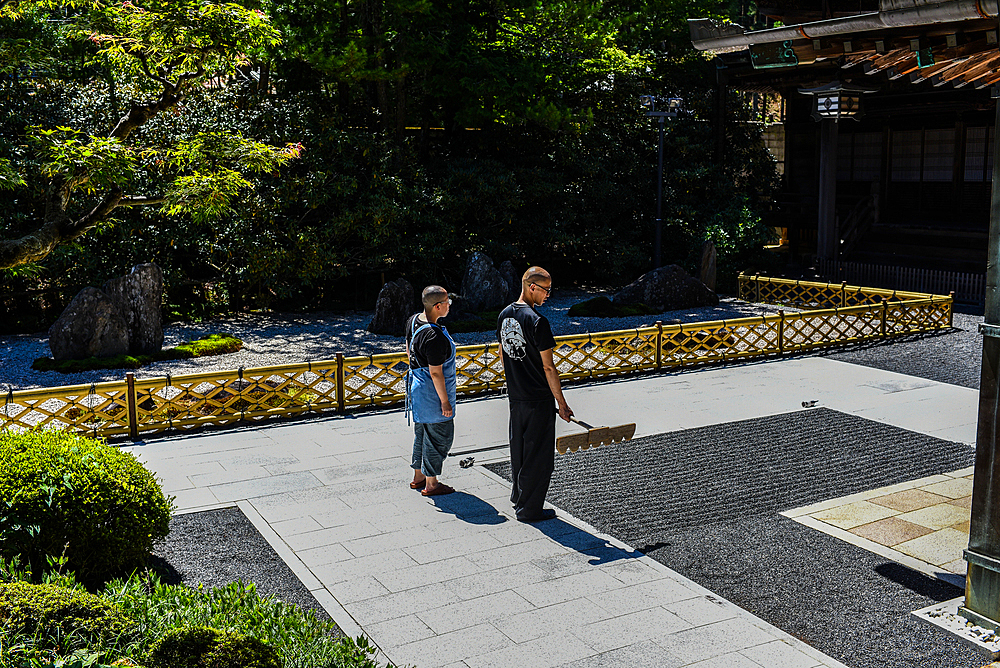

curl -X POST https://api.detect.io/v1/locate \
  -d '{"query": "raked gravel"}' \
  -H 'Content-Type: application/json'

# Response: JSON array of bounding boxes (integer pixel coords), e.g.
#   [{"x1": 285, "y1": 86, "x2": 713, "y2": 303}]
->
[{"x1": 0, "y1": 289, "x2": 788, "y2": 391}]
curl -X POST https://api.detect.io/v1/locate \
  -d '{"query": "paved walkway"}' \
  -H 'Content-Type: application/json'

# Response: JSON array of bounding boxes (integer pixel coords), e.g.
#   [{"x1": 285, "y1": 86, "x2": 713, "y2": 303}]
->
[{"x1": 123, "y1": 356, "x2": 979, "y2": 668}]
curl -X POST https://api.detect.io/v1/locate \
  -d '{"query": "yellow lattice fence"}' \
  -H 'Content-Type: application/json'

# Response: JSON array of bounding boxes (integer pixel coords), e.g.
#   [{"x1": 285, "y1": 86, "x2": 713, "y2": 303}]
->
[{"x1": 0, "y1": 276, "x2": 953, "y2": 440}]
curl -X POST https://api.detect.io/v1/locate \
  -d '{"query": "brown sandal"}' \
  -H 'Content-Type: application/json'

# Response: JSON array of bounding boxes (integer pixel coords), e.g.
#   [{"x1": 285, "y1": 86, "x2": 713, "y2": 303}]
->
[
  {"x1": 421, "y1": 483, "x2": 455, "y2": 497},
  {"x1": 409, "y1": 479, "x2": 427, "y2": 490}
]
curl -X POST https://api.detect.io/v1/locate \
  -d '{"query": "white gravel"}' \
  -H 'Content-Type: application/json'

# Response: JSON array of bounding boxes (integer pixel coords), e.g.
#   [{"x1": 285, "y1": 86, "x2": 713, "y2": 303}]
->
[{"x1": 0, "y1": 289, "x2": 786, "y2": 391}]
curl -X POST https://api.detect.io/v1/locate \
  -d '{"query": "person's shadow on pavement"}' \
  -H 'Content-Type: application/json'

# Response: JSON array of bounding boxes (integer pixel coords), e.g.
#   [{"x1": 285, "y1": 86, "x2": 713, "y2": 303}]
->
[
  {"x1": 426, "y1": 491, "x2": 508, "y2": 525},
  {"x1": 518, "y1": 515, "x2": 639, "y2": 567}
]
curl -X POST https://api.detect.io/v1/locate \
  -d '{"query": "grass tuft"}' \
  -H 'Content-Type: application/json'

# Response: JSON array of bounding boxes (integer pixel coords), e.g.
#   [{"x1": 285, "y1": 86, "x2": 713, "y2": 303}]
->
[{"x1": 32, "y1": 334, "x2": 243, "y2": 373}]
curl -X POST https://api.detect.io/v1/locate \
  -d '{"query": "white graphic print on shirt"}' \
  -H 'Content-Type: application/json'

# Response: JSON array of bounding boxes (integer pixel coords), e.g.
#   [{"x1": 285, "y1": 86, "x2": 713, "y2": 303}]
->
[{"x1": 500, "y1": 317, "x2": 528, "y2": 360}]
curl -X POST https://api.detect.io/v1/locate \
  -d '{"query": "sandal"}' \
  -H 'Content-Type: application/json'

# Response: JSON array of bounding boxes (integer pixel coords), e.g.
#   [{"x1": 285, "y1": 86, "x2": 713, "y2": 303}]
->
[
  {"x1": 421, "y1": 483, "x2": 455, "y2": 497},
  {"x1": 409, "y1": 478, "x2": 427, "y2": 490}
]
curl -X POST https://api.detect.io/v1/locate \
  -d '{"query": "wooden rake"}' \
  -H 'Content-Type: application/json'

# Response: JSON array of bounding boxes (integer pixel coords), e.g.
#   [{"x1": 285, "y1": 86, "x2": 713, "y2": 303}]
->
[{"x1": 556, "y1": 414, "x2": 636, "y2": 454}]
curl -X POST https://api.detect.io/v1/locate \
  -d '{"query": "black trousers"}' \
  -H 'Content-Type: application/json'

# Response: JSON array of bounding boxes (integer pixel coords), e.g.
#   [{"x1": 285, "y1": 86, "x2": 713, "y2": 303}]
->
[{"x1": 508, "y1": 398, "x2": 556, "y2": 520}]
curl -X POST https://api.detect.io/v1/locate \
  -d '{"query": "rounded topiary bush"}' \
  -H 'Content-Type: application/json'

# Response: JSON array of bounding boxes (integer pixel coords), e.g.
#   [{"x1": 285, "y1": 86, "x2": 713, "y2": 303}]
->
[
  {"x1": 147, "y1": 626, "x2": 280, "y2": 668},
  {"x1": 0, "y1": 581, "x2": 135, "y2": 652},
  {"x1": 0, "y1": 429, "x2": 174, "y2": 584}
]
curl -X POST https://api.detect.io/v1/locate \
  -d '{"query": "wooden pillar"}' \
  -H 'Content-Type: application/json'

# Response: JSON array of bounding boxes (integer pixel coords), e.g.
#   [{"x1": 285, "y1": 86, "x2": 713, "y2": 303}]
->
[
  {"x1": 961, "y1": 88, "x2": 1000, "y2": 631},
  {"x1": 817, "y1": 118, "x2": 839, "y2": 261}
]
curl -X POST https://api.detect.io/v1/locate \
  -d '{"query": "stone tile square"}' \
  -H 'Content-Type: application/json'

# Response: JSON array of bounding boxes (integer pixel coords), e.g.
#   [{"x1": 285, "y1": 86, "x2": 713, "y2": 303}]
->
[
  {"x1": 464, "y1": 630, "x2": 594, "y2": 668},
  {"x1": 921, "y1": 477, "x2": 974, "y2": 499},
  {"x1": 403, "y1": 532, "x2": 504, "y2": 565},
  {"x1": 360, "y1": 614, "x2": 435, "y2": 648},
  {"x1": 811, "y1": 500, "x2": 897, "y2": 530},
  {"x1": 739, "y1": 640, "x2": 824, "y2": 668},
  {"x1": 311, "y1": 550, "x2": 419, "y2": 585},
  {"x1": 513, "y1": 569, "x2": 622, "y2": 608},
  {"x1": 444, "y1": 561, "x2": 550, "y2": 601},
  {"x1": 848, "y1": 516, "x2": 933, "y2": 547},
  {"x1": 897, "y1": 503, "x2": 970, "y2": 530},
  {"x1": 572, "y1": 606, "x2": 690, "y2": 653},
  {"x1": 895, "y1": 528, "x2": 970, "y2": 567},
  {"x1": 655, "y1": 617, "x2": 781, "y2": 665},
  {"x1": 293, "y1": 542, "x2": 354, "y2": 567},
  {"x1": 269, "y1": 515, "x2": 323, "y2": 536},
  {"x1": 328, "y1": 575, "x2": 390, "y2": 604},
  {"x1": 344, "y1": 582, "x2": 461, "y2": 625},
  {"x1": 664, "y1": 595, "x2": 740, "y2": 627},
  {"x1": 390, "y1": 623, "x2": 513, "y2": 667},
  {"x1": 465, "y1": 539, "x2": 567, "y2": 571},
  {"x1": 948, "y1": 495, "x2": 973, "y2": 510},
  {"x1": 599, "y1": 557, "x2": 664, "y2": 585},
  {"x1": 494, "y1": 596, "x2": 614, "y2": 644},
  {"x1": 209, "y1": 471, "x2": 323, "y2": 503},
  {"x1": 943, "y1": 558, "x2": 968, "y2": 575},
  {"x1": 556, "y1": 640, "x2": 684, "y2": 668},
  {"x1": 685, "y1": 652, "x2": 762, "y2": 668},
  {"x1": 342, "y1": 529, "x2": 426, "y2": 558},
  {"x1": 375, "y1": 556, "x2": 480, "y2": 593},
  {"x1": 868, "y1": 489, "x2": 949, "y2": 513},
  {"x1": 415, "y1": 590, "x2": 534, "y2": 635},
  {"x1": 284, "y1": 522, "x2": 380, "y2": 551},
  {"x1": 169, "y1": 487, "x2": 221, "y2": 511},
  {"x1": 587, "y1": 577, "x2": 699, "y2": 617}
]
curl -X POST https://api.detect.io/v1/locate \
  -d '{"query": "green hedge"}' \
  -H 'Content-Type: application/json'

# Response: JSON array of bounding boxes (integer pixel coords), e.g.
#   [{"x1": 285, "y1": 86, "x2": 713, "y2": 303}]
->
[
  {"x1": 0, "y1": 581, "x2": 136, "y2": 654},
  {"x1": 0, "y1": 430, "x2": 174, "y2": 585},
  {"x1": 147, "y1": 626, "x2": 280, "y2": 668}
]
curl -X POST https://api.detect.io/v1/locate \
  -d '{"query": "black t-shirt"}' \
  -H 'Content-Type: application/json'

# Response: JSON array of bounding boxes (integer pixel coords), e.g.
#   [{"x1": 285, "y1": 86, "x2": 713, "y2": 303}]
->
[
  {"x1": 405, "y1": 314, "x2": 451, "y2": 368},
  {"x1": 496, "y1": 302, "x2": 556, "y2": 401}
]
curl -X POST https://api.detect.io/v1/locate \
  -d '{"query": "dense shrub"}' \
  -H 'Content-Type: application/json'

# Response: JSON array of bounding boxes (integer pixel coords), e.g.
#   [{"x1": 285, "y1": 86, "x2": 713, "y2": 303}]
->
[
  {"x1": 0, "y1": 581, "x2": 136, "y2": 654},
  {"x1": 0, "y1": 430, "x2": 174, "y2": 585},
  {"x1": 147, "y1": 626, "x2": 280, "y2": 668}
]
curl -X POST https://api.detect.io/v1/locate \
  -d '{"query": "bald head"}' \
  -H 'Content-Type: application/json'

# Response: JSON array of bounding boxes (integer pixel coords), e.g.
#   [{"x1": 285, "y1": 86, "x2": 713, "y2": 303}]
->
[
  {"x1": 421, "y1": 285, "x2": 448, "y2": 312},
  {"x1": 521, "y1": 266, "x2": 550, "y2": 289}
]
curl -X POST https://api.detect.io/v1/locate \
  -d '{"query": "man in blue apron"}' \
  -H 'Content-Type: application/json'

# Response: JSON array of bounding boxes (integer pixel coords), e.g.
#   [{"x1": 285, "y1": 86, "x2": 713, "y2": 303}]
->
[{"x1": 405, "y1": 285, "x2": 458, "y2": 496}]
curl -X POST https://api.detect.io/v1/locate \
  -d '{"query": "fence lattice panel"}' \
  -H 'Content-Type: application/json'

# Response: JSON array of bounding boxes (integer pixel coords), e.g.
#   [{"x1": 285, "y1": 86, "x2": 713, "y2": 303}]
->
[{"x1": 1, "y1": 275, "x2": 954, "y2": 440}]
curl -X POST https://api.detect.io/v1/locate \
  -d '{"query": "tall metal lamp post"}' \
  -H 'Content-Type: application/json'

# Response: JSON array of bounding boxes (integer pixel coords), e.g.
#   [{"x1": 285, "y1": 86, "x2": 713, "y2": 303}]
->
[{"x1": 641, "y1": 96, "x2": 682, "y2": 268}]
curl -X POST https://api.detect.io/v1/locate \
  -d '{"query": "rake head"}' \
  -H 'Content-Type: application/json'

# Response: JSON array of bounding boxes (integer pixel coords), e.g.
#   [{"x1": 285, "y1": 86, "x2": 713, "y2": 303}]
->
[{"x1": 556, "y1": 423, "x2": 636, "y2": 454}]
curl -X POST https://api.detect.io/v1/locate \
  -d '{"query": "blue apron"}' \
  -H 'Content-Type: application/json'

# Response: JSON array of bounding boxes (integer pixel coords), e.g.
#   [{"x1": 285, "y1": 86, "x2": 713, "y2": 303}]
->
[{"x1": 406, "y1": 322, "x2": 457, "y2": 424}]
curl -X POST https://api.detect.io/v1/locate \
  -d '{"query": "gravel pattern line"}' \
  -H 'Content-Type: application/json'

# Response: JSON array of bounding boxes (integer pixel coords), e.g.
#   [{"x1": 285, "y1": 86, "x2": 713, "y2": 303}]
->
[
  {"x1": 0, "y1": 290, "x2": 786, "y2": 390},
  {"x1": 150, "y1": 506, "x2": 343, "y2": 636},
  {"x1": 485, "y1": 408, "x2": 979, "y2": 668}
]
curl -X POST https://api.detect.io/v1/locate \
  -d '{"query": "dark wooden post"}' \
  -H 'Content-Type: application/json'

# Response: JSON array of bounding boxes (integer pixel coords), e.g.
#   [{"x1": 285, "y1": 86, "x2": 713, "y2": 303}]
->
[
  {"x1": 126, "y1": 372, "x2": 138, "y2": 441},
  {"x1": 817, "y1": 118, "x2": 840, "y2": 261},
  {"x1": 655, "y1": 321, "x2": 663, "y2": 369},
  {"x1": 961, "y1": 87, "x2": 1000, "y2": 631},
  {"x1": 336, "y1": 353, "x2": 345, "y2": 413}
]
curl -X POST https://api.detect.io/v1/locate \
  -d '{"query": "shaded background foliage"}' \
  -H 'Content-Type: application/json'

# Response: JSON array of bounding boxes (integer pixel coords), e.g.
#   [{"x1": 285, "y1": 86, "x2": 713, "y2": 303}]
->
[{"x1": 0, "y1": 0, "x2": 780, "y2": 333}]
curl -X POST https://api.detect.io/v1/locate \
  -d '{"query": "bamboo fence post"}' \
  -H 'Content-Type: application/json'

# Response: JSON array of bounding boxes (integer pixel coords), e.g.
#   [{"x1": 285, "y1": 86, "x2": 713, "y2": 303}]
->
[
  {"x1": 336, "y1": 353, "x2": 345, "y2": 412},
  {"x1": 841, "y1": 281, "x2": 847, "y2": 307},
  {"x1": 126, "y1": 372, "x2": 138, "y2": 441},
  {"x1": 949, "y1": 291, "x2": 955, "y2": 327},
  {"x1": 880, "y1": 297, "x2": 888, "y2": 339},
  {"x1": 655, "y1": 321, "x2": 663, "y2": 369},
  {"x1": 755, "y1": 272, "x2": 761, "y2": 303},
  {"x1": 778, "y1": 311, "x2": 785, "y2": 354}
]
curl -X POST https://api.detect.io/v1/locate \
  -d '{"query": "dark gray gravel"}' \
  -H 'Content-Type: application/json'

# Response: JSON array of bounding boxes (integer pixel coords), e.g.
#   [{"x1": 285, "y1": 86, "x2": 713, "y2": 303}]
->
[
  {"x1": 822, "y1": 310, "x2": 983, "y2": 390},
  {"x1": 151, "y1": 506, "x2": 343, "y2": 636},
  {"x1": 486, "y1": 408, "x2": 980, "y2": 668}
]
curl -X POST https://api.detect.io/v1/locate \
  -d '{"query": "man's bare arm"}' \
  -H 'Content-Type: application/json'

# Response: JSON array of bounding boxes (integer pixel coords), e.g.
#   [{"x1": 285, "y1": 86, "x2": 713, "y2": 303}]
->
[{"x1": 540, "y1": 348, "x2": 573, "y2": 422}]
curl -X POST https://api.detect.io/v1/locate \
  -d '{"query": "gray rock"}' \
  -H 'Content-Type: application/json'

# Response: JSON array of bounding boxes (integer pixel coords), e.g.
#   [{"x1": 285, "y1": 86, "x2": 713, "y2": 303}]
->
[
  {"x1": 614, "y1": 265, "x2": 719, "y2": 311},
  {"x1": 498, "y1": 260, "x2": 521, "y2": 304},
  {"x1": 103, "y1": 263, "x2": 164, "y2": 356},
  {"x1": 368, "y1": 279, "x2": 418, "y2": 336},
  {"x1": 48, "y1": 288, "x2": 130, "y2": 361},
  {"x1": 699, "y1": 241, "x2": 717, "y2": 292},
  {"x1": 461, "y1": 252, "x2": 510, "y2": 311}
]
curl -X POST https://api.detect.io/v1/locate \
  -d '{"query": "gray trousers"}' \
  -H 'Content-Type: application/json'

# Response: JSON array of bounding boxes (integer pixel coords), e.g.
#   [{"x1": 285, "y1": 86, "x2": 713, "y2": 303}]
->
[{"x1": 412, "y1": 419, "x2": 454, "y2": 477}]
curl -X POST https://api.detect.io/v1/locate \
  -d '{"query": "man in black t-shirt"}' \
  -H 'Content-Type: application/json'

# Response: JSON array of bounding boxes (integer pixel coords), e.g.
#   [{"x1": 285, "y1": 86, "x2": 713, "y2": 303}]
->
[{"x1": 496, "y1": 266, "x2": 573, "y2": 522}]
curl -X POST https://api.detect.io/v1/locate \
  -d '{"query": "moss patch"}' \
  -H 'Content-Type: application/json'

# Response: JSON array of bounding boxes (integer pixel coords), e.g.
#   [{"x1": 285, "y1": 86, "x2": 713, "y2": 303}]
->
[
  {"x1": 444, "y1": 311, "x2": 500, "y2": 333},
  {"x1": 32, "y1": 334, "x2": 243, "y2": 373},
  {"x1": 567, "y1": 296, "x2": 660, "y2": 318}
]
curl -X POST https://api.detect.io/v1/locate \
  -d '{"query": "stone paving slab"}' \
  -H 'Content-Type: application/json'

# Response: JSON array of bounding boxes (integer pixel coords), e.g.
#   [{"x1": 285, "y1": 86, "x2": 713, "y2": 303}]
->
[{"x1": 120, "y1": 355, "x2": 980, "y2": 668}]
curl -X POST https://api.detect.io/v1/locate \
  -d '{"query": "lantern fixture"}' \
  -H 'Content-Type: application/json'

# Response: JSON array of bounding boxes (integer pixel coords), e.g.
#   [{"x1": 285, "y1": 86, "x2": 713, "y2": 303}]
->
[{"x1": 798, "y1": 81, "x2": 878, "y2": 122}]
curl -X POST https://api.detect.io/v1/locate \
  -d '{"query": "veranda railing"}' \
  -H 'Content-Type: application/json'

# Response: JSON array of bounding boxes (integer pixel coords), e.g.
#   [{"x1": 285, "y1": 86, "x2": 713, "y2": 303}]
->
[{"x1": 0, "y1": 275, "x2": 953, "y2": 440}]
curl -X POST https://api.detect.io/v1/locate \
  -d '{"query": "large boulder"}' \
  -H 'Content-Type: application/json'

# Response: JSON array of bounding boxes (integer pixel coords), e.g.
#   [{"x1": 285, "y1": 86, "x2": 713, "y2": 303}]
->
[
  {"x1": 498, "y1": 260, "x2": 520, "y2": 304},
  {"x1": 461, "y1": 252, "x2": 511, "y2": 312},
  {"x1": 48, "y1": 288, "x2": 130, "y2": 361},
  {"x1": 103, "y1": 263, "x2": 164, "y2": 356},
  {"x1": 368, "y1": 278, "x2": 418, "y2": 336},
  {"x1": 613, "y1": 265, "x2": 719, "y2": 312}
]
